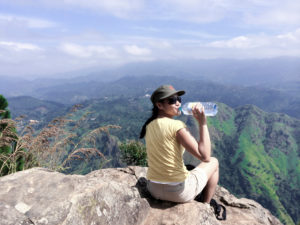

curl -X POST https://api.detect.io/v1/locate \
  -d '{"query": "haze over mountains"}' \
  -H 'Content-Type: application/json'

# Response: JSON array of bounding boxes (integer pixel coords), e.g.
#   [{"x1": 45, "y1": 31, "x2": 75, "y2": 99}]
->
[
  {"x1": 2, "y1": 57, "x2": 300, "y2": 120},
  {"x1": 0, "y1": 57, "x2": 300, "y2": 86},
  {"x1": 83, "y1": 57, "x2": 300, "y2": 86}
]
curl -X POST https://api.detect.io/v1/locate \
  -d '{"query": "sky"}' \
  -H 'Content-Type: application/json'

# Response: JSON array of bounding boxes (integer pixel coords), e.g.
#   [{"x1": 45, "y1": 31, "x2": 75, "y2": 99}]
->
[{"x1": 0, "y1": 0, "x2": 300, "y2": 78}]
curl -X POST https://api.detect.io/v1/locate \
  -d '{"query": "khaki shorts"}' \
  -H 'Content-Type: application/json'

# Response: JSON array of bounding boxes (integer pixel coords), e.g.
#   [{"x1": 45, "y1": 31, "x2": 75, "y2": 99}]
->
[{"x1": 147, "y1": 167, "x2": 208, "y2": 203}]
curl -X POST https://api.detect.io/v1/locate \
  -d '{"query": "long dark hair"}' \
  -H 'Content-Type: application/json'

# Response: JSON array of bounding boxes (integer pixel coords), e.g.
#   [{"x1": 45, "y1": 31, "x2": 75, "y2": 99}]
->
[{"x1": 140, "y1": 105, "x2": 159, "y2": 139}]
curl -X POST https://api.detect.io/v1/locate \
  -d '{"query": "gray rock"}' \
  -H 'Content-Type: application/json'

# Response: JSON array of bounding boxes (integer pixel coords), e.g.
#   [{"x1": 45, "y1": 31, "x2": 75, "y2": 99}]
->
[{"x1": 0, "y1": 166, "x2": 282, "y2": 225}]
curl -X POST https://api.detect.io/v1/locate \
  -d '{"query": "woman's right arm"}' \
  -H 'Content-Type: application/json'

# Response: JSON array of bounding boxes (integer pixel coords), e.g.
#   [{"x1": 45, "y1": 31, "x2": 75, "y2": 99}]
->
[{"x1": 176, "y1": 103, "x2": 212, "y2": 162}]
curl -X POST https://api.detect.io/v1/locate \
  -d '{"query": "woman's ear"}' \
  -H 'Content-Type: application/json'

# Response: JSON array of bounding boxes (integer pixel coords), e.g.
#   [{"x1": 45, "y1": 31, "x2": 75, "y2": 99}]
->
[{"x1": 156, "y1": 102, "x2": 164, "y2": 110}]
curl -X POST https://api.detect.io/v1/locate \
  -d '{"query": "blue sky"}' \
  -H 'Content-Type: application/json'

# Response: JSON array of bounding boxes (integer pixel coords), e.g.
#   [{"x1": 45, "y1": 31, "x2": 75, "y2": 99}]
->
[{"x1": 0, "y1": 0, "x2": 300, "y2": 77}]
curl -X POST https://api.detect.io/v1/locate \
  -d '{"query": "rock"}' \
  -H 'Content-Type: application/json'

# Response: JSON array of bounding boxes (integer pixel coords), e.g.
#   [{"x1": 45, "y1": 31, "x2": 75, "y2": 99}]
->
[{"x1": 0, "y1": 166, "x2": 282, "y2": 225}]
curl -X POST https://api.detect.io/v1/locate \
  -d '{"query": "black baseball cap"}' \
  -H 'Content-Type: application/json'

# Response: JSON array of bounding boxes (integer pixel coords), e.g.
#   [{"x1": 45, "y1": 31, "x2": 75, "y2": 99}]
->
[{"x1": 151, "y1": 85, "x2": 185, "y2": 104}]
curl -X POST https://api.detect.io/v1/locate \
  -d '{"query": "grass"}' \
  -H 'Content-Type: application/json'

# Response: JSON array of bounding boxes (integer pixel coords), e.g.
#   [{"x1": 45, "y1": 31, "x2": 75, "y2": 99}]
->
[
  {"x1": 0, "y1": 105, "x2": 120, "y2": 176},
  {"x1": 207, "y1": 104, "x2": 236, "y2": 136},
  {"x1": 233, "y1": 125, "x2": 295, "y2": 225}
]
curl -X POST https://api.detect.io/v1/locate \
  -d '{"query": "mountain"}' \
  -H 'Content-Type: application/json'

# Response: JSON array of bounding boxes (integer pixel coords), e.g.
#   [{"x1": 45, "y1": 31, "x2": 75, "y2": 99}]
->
[
  {"x1": 3, "y1": 75, "x2": 300, "y2": 119},
  {"x1": 23, "y1": 95, "x2": 297, "y2": 224},
  {"x1": 70, "y1": 57, "x2": 300, "y2": 87},
  {"x1": 199, "y1": 103, "x2": 299, "y2": 225},
  {"x1": 7, "y1": 96, "x2": 67, "y2": 129},
  {"x1": 3, "y1": 75, "x2": 300, "y2": 224},
  {"x1": 1, "y1": 56, "x2": 299, "y2": 103},
  {"x1": 0, "y1": 76, "x2": 70, "y2": 98}
]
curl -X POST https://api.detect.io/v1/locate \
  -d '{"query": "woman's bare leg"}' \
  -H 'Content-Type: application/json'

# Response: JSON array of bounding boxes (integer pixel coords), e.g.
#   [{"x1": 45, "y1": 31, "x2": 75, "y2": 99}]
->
[{"x1": 197, "y1": 157, "x2": 219, "y2": 203}]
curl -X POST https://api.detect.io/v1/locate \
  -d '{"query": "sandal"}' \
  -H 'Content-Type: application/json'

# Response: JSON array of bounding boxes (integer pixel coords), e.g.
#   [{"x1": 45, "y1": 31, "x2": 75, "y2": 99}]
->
[{"x1": 210, "y1": 199, "x2": 227, "y2": 220}]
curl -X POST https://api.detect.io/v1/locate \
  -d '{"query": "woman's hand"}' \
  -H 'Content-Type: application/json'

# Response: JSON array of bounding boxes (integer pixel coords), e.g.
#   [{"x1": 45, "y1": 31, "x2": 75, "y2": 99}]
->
[{"x1": 192, "y1": 103, "x2": 207, "y2": 126}]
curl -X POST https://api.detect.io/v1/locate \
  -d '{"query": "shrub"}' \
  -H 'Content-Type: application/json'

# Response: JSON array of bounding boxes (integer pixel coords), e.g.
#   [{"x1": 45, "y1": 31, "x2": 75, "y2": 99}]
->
[{"x1": 119, "y1": 140, "x2": 147, "y2": 166}]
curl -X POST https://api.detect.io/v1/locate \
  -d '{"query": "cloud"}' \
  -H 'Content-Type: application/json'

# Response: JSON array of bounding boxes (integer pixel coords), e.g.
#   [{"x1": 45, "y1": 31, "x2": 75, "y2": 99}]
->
[
  {"x1": 49, "y1": 0, "x2": 300, "y2": 28},
  {"x1": 277, "y1": 28, "x2": 300, "y2": 42},
  {"x1": 69, "y1": 0, "x2": 144, "y2": 18},
  {"x1": 123, "y1": 45, "x2": 151, "y2": 56},
  {"x1": 0, "y1": 41, "x2": 44, "y2": 72},
  {"x1": 149, "y1": 40, "x2": 172, "y2": 49},
  {"x1": 152, "y1": 0, "x2": 232, "y2": 23},
  {"x1": 178, "y1": 30, "x2": 226, "y2": 39},
  {"x1": 0, "y1": 13, "x2": 56, "y2": 28},
  {"x1": 20, "y1": 0, "x2": 144, "y2": 18},
  {"x1": 204, "y1": 29, "x2": 300, "y2": 58},
  {"x1": 0, "y1": 41, "x2": 42, "y2": 51},
  {"x1": 60, "y1": 43, "x2": 117, "y2": 59},
  {"x1": 208, "y1": 29, "x2": 300, "y2": 50},
  {"x1": 3, "y1": 0, "x2": 300, "y2": 27},
  {"x1": 0, "y1": 0, "x2": 300, "y2": 77},
  {"x1": 243, "y1": 0, "x2": 300, "y2": 27},
  {"x1": 208, "y1": 36, "x2": 263, "y2": 49}
]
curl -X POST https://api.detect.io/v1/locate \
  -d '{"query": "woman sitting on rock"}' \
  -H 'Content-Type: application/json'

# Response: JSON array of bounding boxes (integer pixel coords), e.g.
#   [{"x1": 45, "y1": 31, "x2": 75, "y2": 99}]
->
[{"x1": 140, "y1": 85, "x2": 219, "y2": 204}]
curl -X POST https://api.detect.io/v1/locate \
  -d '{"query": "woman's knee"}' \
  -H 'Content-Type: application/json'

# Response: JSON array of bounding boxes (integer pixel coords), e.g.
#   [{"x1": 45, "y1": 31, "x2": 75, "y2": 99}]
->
[
  {"x1": 210, "y1": 157, "x2": 219, "y2": 169},
  {"x1": 197, "y1": 156, "x2": 219, "y2": 174}
]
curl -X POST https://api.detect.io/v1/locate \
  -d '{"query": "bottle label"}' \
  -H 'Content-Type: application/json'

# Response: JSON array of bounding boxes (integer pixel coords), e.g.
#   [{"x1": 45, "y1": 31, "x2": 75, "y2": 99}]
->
[
  {"x1": 187, "y1": 102, "x2": 197, "y2": 109},
  {"x1": 182, "y1": 102, "x2": 218, "y2": 116}
]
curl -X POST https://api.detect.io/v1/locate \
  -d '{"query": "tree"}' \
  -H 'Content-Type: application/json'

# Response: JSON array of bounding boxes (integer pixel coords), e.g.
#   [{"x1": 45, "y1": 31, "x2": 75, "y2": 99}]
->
[
  {"x1": 0, "y1": 95, "x2": 13, "y2": 174},
  {"x1": 119, "y1": 140, "x2": 147, "y2": 166},
  {"x1": 0, "y1": 95, "x2": 11, "y2": 119},
  {"x1": 0, "y1": 95, "x2": 23, "y2": 176}
]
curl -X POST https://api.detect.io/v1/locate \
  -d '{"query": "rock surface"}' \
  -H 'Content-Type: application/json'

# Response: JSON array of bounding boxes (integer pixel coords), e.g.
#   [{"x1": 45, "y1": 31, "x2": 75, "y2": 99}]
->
[{"x1": 0, "y1": 166, "x2": 282, "y2": 225}]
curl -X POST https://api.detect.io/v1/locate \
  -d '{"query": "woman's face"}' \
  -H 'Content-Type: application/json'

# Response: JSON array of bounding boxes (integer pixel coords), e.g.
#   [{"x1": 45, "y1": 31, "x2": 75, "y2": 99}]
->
[{"x1": 156, "y1": 95, "x2": 182, "y2": 118}]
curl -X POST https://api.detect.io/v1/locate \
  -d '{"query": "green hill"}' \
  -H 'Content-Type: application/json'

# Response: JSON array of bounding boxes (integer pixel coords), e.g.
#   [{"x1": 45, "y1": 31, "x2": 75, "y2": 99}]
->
[
  {"x1": 6, "y1": 95, "x2": 300, "y2": 224},
  {"x1": 205, "y1": 104, "x2": 299, "y2": 225},
  {"x1": 54, "y1": 96, "x2": 299, "y2": 224}
]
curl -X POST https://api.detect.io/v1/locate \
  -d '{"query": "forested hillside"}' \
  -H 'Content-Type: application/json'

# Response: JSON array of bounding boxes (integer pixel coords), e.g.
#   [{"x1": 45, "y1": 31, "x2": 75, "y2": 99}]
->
[
  {"x1": 4, "y1": 77, "x2": 300, "y2": 224},
  {"x1": 8, "y1": 96, "x2": 66, "y2": 120},
  {"x1": 198, "y1": 103, "x2": 299, "y2": 225}
]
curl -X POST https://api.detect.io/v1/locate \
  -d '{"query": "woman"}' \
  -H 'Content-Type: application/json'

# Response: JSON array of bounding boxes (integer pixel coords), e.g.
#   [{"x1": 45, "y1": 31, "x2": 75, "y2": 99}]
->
[{"x1": 140, "y1": 85, "x2": 219, "y2": 204}]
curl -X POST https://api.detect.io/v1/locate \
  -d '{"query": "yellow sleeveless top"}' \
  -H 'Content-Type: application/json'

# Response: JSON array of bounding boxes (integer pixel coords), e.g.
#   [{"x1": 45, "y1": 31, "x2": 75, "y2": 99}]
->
[{"x1": 145, "y1": 117, "x2": 189, "y2": 182}]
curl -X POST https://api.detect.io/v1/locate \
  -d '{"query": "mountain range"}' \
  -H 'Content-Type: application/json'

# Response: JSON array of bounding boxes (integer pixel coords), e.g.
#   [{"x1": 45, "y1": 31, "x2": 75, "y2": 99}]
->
[
  {"x1": 2, "y1": 57, "x2": 300, "y2": 107},
  {"x1": 6, "y1": 93, "x2": 300, "y2": 225},
  {"x1": 1, "y1": 59, "x2": 300, "y2": 225},
  {"x1": 4, "y1": 74, "x2": 300, "y2": 121}
]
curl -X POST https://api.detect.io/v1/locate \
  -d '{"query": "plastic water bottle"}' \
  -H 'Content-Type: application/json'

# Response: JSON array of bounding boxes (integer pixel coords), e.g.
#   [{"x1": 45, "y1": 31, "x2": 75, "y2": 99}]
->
[{"x1": 180, "y1": 102, "x2": 218, "y2": 116}]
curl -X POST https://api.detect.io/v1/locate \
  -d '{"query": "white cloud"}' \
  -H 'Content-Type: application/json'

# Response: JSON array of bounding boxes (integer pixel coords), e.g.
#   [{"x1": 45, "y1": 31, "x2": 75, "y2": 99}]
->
[
  {"x1": 0, "y1": 14, "x2": 56, "y2": 28},
  {"x1": 242, "y1": 0, "x2": 300, "y2": 27},
  {"x1": 160, "y1": 0, "x2": 300, "y2": 27},
  {"x1": 208, "y1": 36, "x2": 263, "y2": 49},
  {"x1": 78, "y1": 0, "x2": 143, "y2": 18},
  {"x1": 0, "y1": 41, "x2": 42, "y2": 51},
  {"x1": 154, "y1": 0, "x2": 232, "y2": 23},
  {"x1": 203, "y1": 29, "x2": 300, "y2": 58},
  {"x1": 277, "y1": 28, "x2": 300, "y2": 42},
  {"x1": 32, "y1": 0, "x2": 144, "y2": 18},
  {"x1": 208, "y1": 28, "x2": 300, "y2": 50},
  {"x1": 60, "y1": 43, "x2": 117, "y2": 59},
  {"x1": 0, "y1": 0, "x2": 300, "y2": 77},
  {"x1": 132, "y1": 26, "x2": 160, "y2": 33},
  {"x1": 124, "y1": 45, "x2": 151, "y2": 56},
  {"x1": 2, "y1": 0, "x2": 300, "y2": 27},
  {"x1": 149, "y1": 41, "x2": 172, "y2": 49},
  {"x1": 178, "y1": 30, "x2": 226, "y2": 39}
]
